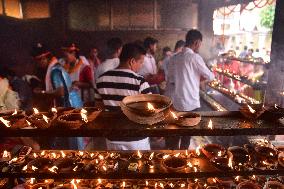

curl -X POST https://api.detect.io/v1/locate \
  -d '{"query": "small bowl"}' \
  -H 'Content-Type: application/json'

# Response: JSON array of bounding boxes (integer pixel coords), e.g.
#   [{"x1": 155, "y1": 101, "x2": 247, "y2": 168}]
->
[
  {"x1": 239, "y1": 104, "x2": 265, "y2": 120},
  {"x1": 74, "y1": 107, "x2": 102, "y2": 122},
  {"x1": 57, "y1": 113, "x2": 85, "y2": 129},
  {"x1": 228, "y1": 146, "x2": 250, "y2": 165},
  {"x1": 162, "y1": 156, "x2": 187, "y2": 172},
  {"x1": 255, "y1": 146, "x2": 278, "y2": 160},
  {"x1": 175, "y1": 112, "x2": 201, "y2": 127},
  {"x1": 201, "y1": 144, "x2": 226, "y2": 159},
  {"x1": 237, "y1": 181, "x2": 261, "y2": 189},
  {"x1": 27, "y1": 112, "x2": 55, "y2": 129},
  {"x1": 210, "y1": 156, "x2": 232, "y2": 171}
]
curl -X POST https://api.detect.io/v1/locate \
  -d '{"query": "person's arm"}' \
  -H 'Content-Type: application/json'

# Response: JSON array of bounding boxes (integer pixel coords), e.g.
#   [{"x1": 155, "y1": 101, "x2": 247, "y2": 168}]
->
[
  {"x1": 48, "y1": 69, "x2": 67, "y2": 97},
  {"x1": 75, "y1": 66, "x2": 93, "y2": 89},
  {"x1": 194, "y1": 54, "x2": 215, "y2": 82}
]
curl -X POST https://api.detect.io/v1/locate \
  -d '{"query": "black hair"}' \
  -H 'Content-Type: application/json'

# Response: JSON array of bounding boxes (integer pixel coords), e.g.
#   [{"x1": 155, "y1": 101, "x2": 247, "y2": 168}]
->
[
  {"x1": 61, "y1": 42, "x2": 80, "y2": 59},
  {"x1": 185, "y1": 29, "x2": 202, "y2": 46},
  {"x1": 107, "y1": 37, "x2": 123, "y2": 55},
  {"x1": 244, "y1": 46, "x2": 248, "y2": 50},
  {"x1": 163, "y1": 46, "x2": 171, "y2": 54},
  {"x1": 144, "y1": 37, "x2": 158, "y2": 49},
  {"x1": 119, "y1": 43, "x2": 146, "y2": 64},
  {"x1": 174, "y1": 40, "x2": 185, "y2": 50},
  {"x1": 0, "y1": 66, "x2": 15, "y2": 78}
]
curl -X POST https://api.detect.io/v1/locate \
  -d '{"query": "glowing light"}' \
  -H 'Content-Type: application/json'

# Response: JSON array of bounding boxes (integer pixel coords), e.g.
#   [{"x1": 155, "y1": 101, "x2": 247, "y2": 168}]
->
[
  {"x1": 2, "y1": 150, "x2": 9, "y2": 158},
  {"x1": 80, "y1": 110, "x2": 88, "y2": 123},
  {"x1": 155, "y1": 182, "x2": 158, "y2": 188},
  {"x1": 31, "y1": 165, "x2": 38, "y2": 171},
  {"x1": 162, "y1": 154, "x2": 169, "y2": 159},
  {"x1": 180, "y1": 183, "x2": 186, "y2": 187},
  {"x1": 33, "y1": 108, "x2": 39, "y2": 114},
  {"x1": 73, "y1": 165, "x2": 78, "y2": 171},
  {"x1": 159, "y1": 182, "x2": 164, "y2": 188},
  {"x1": 174, "y1": 153, "x2": 180, "y2": 157},
  {"x1": 0, "y1": 117, "x2": 11, "y2": 127},
  {"x1": 33, "y1": 153, "x2": 38, "y2": 158},
  {"x1": 22, "y1": 165, "x2": 28, "y2": 171},
  {"x1": 122, "y1": 181, "x2": 126, "y2": 188},
  {"x1": 12, "y1": 109, "x2": 17, "y2": 115},
  {"x1": 51, "y1": 153, "x2": 57, "y2": 159},
  {"x1": 217, "y1": 151, "x2": 222, "y2": 157},
  {"x1": 98, "y1": 179, "x2": 102, "y2": 184},
  {"x1": 48, "y1": 166, "x2": 58, "y2": 173},
  {"x1": 102, "y1": 165, "x2": 107, "y2": 171},
  {"x1": 90, "y1": 153, "x2": 95, "y2": 158},
  {"x1": 187, "y1": 162, "x2": 193, "y2": 168},
  {"x1": 9, "y1": 157, "x2": 18, "y2": 164},
  {"x1": 196, "y1": 145, "x2": 201, "y2": 156},
  {"x1": 30, "y1": 178, "x2": 35, "y2": 185},
  {"x1": 147, "y1": 102, "x2": 155, "y2": 112},
  {"x1": 40, "y1": 151, "x2": 45, "y2": 156},
  {"x1": 51, "y1": 107, "x2": 57, "y2": 113},
  {"x1": 194, "y1": 179, "x2": 198, "y2": 183},
  {"x1": 170, "y1": 111, "x2": 178, "y2": 120},
  {"x1": 228, "y1": 157, "x2": 233, "y2": 169},
  {"x1": 71, "y1": 179, "x2": 78, "y2": 189},
  {"x1": 98, "y1": 154, "x2": 104, "y2": 160},
  {"x1": 193, "y1": 166, "x2": 198, "y2": 172},
  {"x1": 42, "y1": 115, "x2": 49, "y2": 123},
  {"x1": 60, "y1": 151, "x2": 66, "y2": 158},
  {"x1": 79, "y1": 151, "x2": 84, "y2": 156},
  {"x1": 252, "y1": 175, "x2": 256, "y2": 180},
  {"x1": 208, "y1": 119, "x2": 213, "y2": 129},
  {"x1": 26, "y1": 120, "x2": 31, "y2": 126},
  {"x1": 270, "y1": 152, "x2": 274, "y2": 156},
  {"x1": 149, "y1": 152, "x2": 154, "y2": 160},
  {"x1": 213, "y1": 178, "x2": 217, "y2": 183},
  {"x1": 169, "y1": 183, "x2": 174, "y2": 188},
  {"x1": 146, "y1": 181, "x2": 148, "y2": 186},
  {"x1": 247, "y1": 105, "x2": 256, "y2": 114},
  {"x1": 137, "y1": 150, "x2": 142, "y2": 159}
]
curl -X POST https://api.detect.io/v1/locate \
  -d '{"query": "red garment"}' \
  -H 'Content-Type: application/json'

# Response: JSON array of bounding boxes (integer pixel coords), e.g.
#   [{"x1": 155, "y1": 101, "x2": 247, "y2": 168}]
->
[
  {"x1": 146, "y1": 70, "x2": 165, "y2": 85},
  {"x1": 79, "y1": 66, "x2": 93, "y2": 83}
]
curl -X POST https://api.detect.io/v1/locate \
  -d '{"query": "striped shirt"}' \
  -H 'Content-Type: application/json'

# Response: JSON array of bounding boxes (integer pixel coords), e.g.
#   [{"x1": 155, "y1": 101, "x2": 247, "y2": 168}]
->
[{"x1": 95, "y1": 69, "x2": 152, "y2": 111}]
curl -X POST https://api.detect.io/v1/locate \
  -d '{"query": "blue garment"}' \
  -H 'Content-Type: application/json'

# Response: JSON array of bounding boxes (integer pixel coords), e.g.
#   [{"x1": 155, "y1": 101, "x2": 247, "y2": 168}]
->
[{"x1": 50, "y1": 64, "x2": 83, "y2": 108}]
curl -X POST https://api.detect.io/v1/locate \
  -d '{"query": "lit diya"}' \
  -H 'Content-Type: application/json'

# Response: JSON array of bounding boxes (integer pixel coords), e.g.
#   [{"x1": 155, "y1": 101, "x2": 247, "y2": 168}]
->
[
  {"x1": 201, "y1": 144, "x2": 226, "y2": 159},
  {"x1": 173, "y1": 112, "x2": 201, "y2": 127},
  {"x1": 0, "y1": 110, "x2": 28, "y2": 129},
  {"x1": 73, "y1": 107, "x2": 102, "y2": 122},
  {"x1": 27, "y1": 108, "x2": 56, "y2": 129},
  {"x1": 120, "y1": 94, "x2": 172, "y2": 125},
  {"x1": 0, "y1": 150, "x2": 11, "y2": 163},
  {"x1": 53, "y1": 156, "x2": 77, "y2": 173},
  {"x1": 161, "y1": 156, "x2": 187, "y2": 172},
  {"x1": 57, "y1": 112, "x2": 87, "y2": 129},
  {"x1": 228, "y1": 146, "x2": 250, "y2": 169},
  {"x1": 24, "y1": 158, "x2": 52, "y2": 173},
  {"x1": 210, "y1": 153, "x2": 233, "y2": 171},
  {"x1": 239, "y1": 104, "x2": 265, "y2": 120}
]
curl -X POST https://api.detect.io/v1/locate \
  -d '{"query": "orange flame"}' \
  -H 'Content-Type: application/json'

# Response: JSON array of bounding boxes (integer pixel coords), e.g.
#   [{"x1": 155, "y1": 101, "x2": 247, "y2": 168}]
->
[
  {"x1": 71, "y1": 179, "x2": 78, "y2": 189},
  {"x1": 162, "y1": 154, "x2": 169, "y2": 159},
  {"x1": 33, "y1": 153, "x2": 38, "y2": 158},
  {"x1": 26, "y1": 120, "x2": 31, "y2": 126},
  {"x1": 42, "y1": 115, "x2": 49, "y2": 123},
  {"x1": 22, "y1": 165, "x2": 28, "y2": 171},
  {"x1": 40, "y1": 151, "x2": 45, "y2": 156},
  {"x1": 30, "y1": 178, "x2": 35, "y2": 185},
  {"x1": 174, "y1": 153, "x2": 180, "y2": 157},
  {"x1": 147, "y1": 102, "x2": 155, "y2": 111},
  {"x1": 33, "y1": 108, "x2": 39, "y2": 114},
  {"x1": 51, "y1": 107, "x2": 57, "y2": 113},
  {"x1": 247, "y1": 105, "x2": 256, "y2": 114},
  {"x1": 146, "y1": 181, "x2": 148, "y2": 186},
  {"x1": 12, "y1": 109, "x2": 17, "y2": 115},
  {"x1": 228, "y1": 157, "x2": 233, "y2": 169},
  {"x1": 2, "y1": 150, "x2": 9, "y2": 158},
  {"x1": 170, "y1": 111, "x2": 178, "y2": 120},
  {"x1": 196, "y1": 145, "x2": 201, "y2": 156},
  {"x1": 98, "y1": 179, "x2": 102, "y2": 184},
  {"x1": 187, "y1": 162, "x2": 193, "y2": 168},
  {"x1": 60, "y1": 151, "x2": 66, "y2": 158},
  {"x1": 208, "y1": 119, "x2": 213, "y2": 129},
  {"x1": 31, "y1": 165, "x2": 38, "y2": 171},
  {"x1": 217, "y1": 151, "x2": 222, "y2": 157},
  {"x1": 48, "y1": 166, "x2": 58, "y2": 173},
  {"x1": 98, "y1": 154, "x2": 104, "y2": 160},
  {"x1": 80, "y1": 109, "x2": 88, "y2": 123},
  {"x1": 149, "y1": 152, "x2": 154, "y2": 160},
  {"x1": 137, "y1": 150, "x2": 142, "y2": 159},
  {"x1": 0, "y1": 117, "x2": 11, "y2": 127},
  {"x1": 122, "y1": 181, "x2": 126, "y2": 188}
]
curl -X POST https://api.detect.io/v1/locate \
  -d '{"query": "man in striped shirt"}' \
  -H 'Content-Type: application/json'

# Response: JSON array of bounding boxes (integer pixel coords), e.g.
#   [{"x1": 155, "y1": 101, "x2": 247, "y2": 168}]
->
[{"x1": 94, "y1": 43, "x2": 151, "y2": 150}]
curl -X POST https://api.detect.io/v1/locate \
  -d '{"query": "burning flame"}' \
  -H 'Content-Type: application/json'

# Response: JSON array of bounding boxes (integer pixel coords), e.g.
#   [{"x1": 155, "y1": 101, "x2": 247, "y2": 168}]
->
[
  {"x1": 73, "y1": 165, "x2": 78, "y2": 171},
  {"x1": 80, "y1": 109, "x2": 88, "y2": 123},
  {"x1": 194, "y1": 179, "x2": 199, "y2": 183},
  {"x1": 71, "y1": 179, "x2": 78, "y2": 189},
  {"x1": 169, "y1": 183, "x2": 174, "y2": 188},
  {"x1": 213, "y1": 178, "x2": 217, "y2": 183},
  {"x1": 12, "y1": 109, "x2": 17, "y2": 115},
  {"x1": 51, "y1": 153, "x2": 57, "y2": 159},
  {"x1": 0, "y1": 117, "x2": 11, "y2": 127},
  {"x1": 146, "y1": 181, "x2": 148, "y2": 186},
  {"x1": 31, "y1": 165, "x2": 38, "y2": 171},
  {"x1": 33, "y1": 153, "x2": 38, "y2": 158},
  {"x1": 247, "y1": 105, "x2": 256, "y2": 114},
  {"x1": 159, "y1": 183, "x2": 164, "y2": 188},
  {"x1": 147, "y1": 102, "x2": 155, "y2": 112},
  {"x1": 193, "y1": 167, "x2": 198, "y2": 172},
  {"x1": 180, "y1": 183, "x2": 186, "y2": 187},
  {"x1": 42, "y1": 115, "x2": 49, "y2": 123},
  {"x1": 270, "y1": 152, "x2": 274, "y2": 156},
  {"x1": 174, "y1": 153, "x2": 180, "y2": 157},
  {"x1": 41, "y1": 151, "x2": 45, "y2": 156},
  {"x1": 235, "y1": 176, "x2": 240, "y2": 181},
  {"x1": 79, "y1": 151, "x2": 84, "y2": 156},
  {"x1": 48, "y1": 166, "x2": 58, "y2": 173},
  {"x1": 162, "y1": 154, "x2": 169, "y2": 159},
  {"x1": 2, "y1": 150, "x2": 9, "y2": 158},
  {"x1": 30, "y1": 178, "x2": 35, "y2": 185},
  {"x1": 208, "y1": 119, "x2": 213, "y2": 129},
  {"x1": 155, "y1": 182, "x2": 158, "y2": 188},
  {"x1": 275, "y1": 104, "x2": 278, "y2": 109},
  {"x1": 90, "y1": 153, "x2": 95, "y2": 158},
  {"x1": 137, "y1": 150, "x2": 142, "y2": 159},
  {"x1": 98, "y1": 179, "x2": 102, "y2": 184},
  {"x1": 61, "y1": 151, "x2": 66, "y2": 158},
  {"x1": 228, "y1": 157, "x2": 233, "y2": 169},
  {"x1": 26, "y1": 120, "x2": 31, "y2": 126},
  {"x1": 196, "y1": 145, "x2": 201, "y2": 156},
  {"x1": 187, "y1": 162, "x2": 193, "y2": 168},
  {"x1": 98, "y1": 154, "x2": 104, "y2": 160},
  {"x1": 22, "y1": 165, "x2": 28, "y2": 171},
  {"x1": 33, "y1": 108, "x2": 39, "y2": 114},
  {"x1": 217, "y1": 151, "x2": 222, "y2": 157},
  {"x1": 185, "y1": 150, "x2": 188, "y2": 156},
  {"x1": 95, "y1": 159, "x2": 99, "y2": 164},
  {"x1": 170, "y1": 111, "x2": 178, "y2": 120},
  {"x1": 9, "y1": 157, "x2": 18, "y2": 164},
  {"x1": 51, "y1": 107, "x2": 57, "y2": 113},
  {"x1": 149, "y1": 152, "x2": 154, "y2": 160},
  {"x1": 102, "y1": 165, "x2": 107, "y2": 171},
  {"x1": 122, "y1": 181, "x2": 126, "y2": 188},
  {"x1": 252, "y1": 175, "x2": 256, "y2": 180}
]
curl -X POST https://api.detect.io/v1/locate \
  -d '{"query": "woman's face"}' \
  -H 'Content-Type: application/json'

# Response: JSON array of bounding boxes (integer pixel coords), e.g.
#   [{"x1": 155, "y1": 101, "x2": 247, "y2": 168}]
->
[{"x1": 63, "y1": 51, "x2": 77, "y2": 63}]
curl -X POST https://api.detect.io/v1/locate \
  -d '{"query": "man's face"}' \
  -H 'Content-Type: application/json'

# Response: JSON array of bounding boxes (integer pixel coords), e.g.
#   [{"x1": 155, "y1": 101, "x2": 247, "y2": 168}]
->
[
  {"x1": 150, "y1": 43, "x2": 157, "y2": 54},
  {"x1": 193, "y1": 40, "x2": 202, "y2": 53},
  {"x1": 91, "y1": 48, "x2": 98, "y2": 57},
  {"x1": 35, "y1": 56, "x2": 49, "y2": 69},
  {"x1": 130, "y1": 55, "x2": 145, "y2": 73},
  {"x1": 63, "y1": 51, "x2": 76, "y2": 63}
]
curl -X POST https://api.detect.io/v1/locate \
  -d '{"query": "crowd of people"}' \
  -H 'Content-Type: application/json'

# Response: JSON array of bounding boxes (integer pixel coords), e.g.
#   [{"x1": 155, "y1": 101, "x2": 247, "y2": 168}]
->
[{"x1": 0, "y1": 29, "x2": 215, "y2": 150}]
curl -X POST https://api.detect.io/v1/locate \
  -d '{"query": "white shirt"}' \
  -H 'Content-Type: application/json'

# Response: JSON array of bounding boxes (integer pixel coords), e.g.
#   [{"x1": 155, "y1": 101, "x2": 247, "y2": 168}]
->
[
  {"x1": 95, "y1": 58, "x2": 120, "y2": 80},
  {"x1": 170, "y1": 48, "x2": 214, "y2": 111},
  {"x1": 138, "y1": 53, "x2": 157, "y2": 76}
]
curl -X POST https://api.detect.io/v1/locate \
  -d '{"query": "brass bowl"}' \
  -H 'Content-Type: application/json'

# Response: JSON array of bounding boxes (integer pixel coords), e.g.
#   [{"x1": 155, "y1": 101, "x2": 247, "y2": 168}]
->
[
  {"x1": 237, "y1": 181, "x2": 261, "y2": 189},
  {"x1": 175, "y1": 112, "x2": 201, "y2": 127},
  {"x1": 57, "y1": 113, "x2": 85, "y2": 129},
  {"x1": 201, "y1": 144, "x2": 226, "y2": 159},
  {"x1": 161, "y1": 156, "x2": 187, "y2": 172}
]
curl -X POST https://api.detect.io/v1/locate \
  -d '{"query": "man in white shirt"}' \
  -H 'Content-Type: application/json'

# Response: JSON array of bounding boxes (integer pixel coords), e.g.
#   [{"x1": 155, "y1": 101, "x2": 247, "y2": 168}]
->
[
  {"x1": 95, "y1": 38, "x2": 123, "y2": 80},
  {"x1": 139, "y1": 37, "x2": 162, "y2": 93},
  {"x1": 170, "y1": 29, "x2": 214, "y2": 111}
]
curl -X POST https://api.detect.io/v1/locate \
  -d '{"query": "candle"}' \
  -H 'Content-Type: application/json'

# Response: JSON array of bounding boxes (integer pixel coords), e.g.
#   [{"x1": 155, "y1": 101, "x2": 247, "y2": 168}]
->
[{"x1": 208, "y1": 119, "x2": 213, "y2": 129}]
